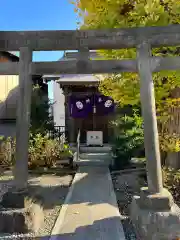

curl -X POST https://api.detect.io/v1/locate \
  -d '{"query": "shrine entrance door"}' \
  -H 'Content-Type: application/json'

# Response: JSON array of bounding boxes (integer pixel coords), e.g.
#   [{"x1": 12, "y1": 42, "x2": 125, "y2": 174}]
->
[{"x1": 72, "y1": 93, "x2": 114, "y2": 144}]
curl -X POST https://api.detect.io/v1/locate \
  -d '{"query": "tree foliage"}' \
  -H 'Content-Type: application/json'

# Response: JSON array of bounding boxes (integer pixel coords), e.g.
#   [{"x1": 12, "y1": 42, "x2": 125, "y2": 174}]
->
[
  {"x1": 30, "y1": 85, "x2": 54, "y2": 134},
  {"x1": 72, "y1": 0, "x2": 180, "y2": 152},
  {"x1": 73, "y1": 0, "x2": 180, "y2": 105}
]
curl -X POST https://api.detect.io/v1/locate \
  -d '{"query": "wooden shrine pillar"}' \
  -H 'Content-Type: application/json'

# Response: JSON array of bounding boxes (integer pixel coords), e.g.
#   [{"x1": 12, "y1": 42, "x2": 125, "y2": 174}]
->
[
  {"x1": 64, "y1": 87, "x2": 69, "y2": 141},
  {"x1": 13, "y1": 47, "x2": 32, "y2": 190},
  {"x1": 69, "y1": 93, "x2": 75, "y2": 144},
  {"x1": 64, "y1": 87, "x2": 75, "y2": 144}
]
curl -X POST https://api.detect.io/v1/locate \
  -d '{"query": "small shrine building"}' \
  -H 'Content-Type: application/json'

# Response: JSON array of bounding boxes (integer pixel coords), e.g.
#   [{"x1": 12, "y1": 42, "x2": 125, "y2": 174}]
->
[{"x1": 43, "y1": 51, "x2": 115, "y2": 145}]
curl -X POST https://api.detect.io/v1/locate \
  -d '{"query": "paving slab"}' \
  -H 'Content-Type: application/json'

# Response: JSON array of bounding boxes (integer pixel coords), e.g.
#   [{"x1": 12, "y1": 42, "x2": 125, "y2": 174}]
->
[{"x1": 51, "y1": 166, "x2": 126, "y2": 240}]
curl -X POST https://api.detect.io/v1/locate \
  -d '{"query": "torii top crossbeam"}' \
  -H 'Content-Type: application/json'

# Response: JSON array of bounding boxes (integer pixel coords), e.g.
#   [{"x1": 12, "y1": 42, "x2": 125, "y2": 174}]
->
[{"x1": 0, "y1": 24, "x2": 180, "y2": 51}]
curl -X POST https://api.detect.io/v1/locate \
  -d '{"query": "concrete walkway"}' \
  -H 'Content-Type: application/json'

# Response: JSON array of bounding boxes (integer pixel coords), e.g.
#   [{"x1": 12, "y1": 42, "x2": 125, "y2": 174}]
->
[{"x1": 50, "y1": 166, "x2": 126, "y2": 240}]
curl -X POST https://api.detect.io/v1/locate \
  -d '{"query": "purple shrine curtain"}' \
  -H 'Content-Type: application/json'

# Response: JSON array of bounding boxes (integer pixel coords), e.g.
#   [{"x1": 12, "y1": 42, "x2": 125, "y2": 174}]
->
[
  {"x1": 95, "y1": 94, "x2": 115, "y2": 116},
  {"x1": 69, "y1": 94, "x2": 114, "y2": 118},
  {"x1": 69, "y1": 95, "x2": 93, "y2": 118}
]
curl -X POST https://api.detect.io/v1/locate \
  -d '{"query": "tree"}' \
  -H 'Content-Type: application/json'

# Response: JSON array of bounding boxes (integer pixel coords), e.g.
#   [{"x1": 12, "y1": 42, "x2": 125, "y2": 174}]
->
[
  {"x1": 31, "y1": 84, "x2": 54, "y2": 135},
  {"x1": 73, "y1": 0, "x2": 180, "y2": 168}
]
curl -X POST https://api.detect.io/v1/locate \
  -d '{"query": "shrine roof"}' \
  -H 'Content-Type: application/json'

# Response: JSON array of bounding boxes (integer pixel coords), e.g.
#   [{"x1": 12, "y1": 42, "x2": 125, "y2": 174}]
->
[
  {"x1": 56, "y1": 74, "x2": 100, "y2": 86},
  {"x1": 43, "y1": 51, "x2": 104, "y2": 85}
]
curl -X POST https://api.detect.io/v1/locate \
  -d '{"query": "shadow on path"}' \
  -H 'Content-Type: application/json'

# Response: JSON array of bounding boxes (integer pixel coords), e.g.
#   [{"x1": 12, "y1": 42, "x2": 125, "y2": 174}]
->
[{"x1": 0, "y1": 216, "x2": 125, "y2": 240}]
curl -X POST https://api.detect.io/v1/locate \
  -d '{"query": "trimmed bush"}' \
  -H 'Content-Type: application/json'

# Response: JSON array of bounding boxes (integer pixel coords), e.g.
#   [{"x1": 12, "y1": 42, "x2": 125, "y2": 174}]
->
[
  {"x1": 28, "y1": 133, "x2": 72, "y2": 169},
  {"x1": 0, "y1": 134, "x2": 72, "y2": 169},
  {"x1": 0, "y1": 136, "x2": 15, "y2": 167},
  {"x1": 111, "y1": 111, "x2": 145, "y2": 169}
]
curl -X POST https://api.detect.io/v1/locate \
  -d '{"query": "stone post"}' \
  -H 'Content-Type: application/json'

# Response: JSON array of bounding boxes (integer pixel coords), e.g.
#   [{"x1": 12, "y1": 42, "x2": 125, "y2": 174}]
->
[
  {"x1": 14, "y1": 47, "x2": 32, "y2": 190},
  {"x1": 137, "y1": 42, "x2": 163, "y2": 194}
]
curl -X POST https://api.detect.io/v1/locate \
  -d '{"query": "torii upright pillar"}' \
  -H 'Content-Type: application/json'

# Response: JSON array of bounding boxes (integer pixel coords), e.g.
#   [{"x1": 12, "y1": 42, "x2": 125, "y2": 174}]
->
[
  {"x1": 137, "y1": 42, "x2": 163, "y2": 194},
  {"x1": 14, "y1": 47, "x2": 32, "y2": 191},
  {"x1": 1, "y1": 47, "x2": 32, "y2": 208},
  {"x1": 130, "y1": 41, "x2": 180, "y2": 239}
]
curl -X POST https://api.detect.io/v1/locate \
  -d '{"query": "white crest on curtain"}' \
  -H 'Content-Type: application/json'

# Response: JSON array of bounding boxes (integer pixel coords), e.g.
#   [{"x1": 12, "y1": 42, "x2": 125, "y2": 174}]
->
[
  {"x1": 104, "y1": 100, "x2": 112, "y2": 108},
  {"x1": 76, "y1": 101, "x2": 83, "y2": 109}
]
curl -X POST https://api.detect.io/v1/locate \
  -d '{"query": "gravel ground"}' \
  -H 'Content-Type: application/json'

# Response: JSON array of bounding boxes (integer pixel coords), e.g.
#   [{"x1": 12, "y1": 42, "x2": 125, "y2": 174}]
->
[
  {"x1": 33, "y1": 174, "x2": 73, "y2": 238},
  {"x1": 112, "y1": 171, "x2": 147, "y2": 240},
  {"x1": 0, "y1": 175, "x2": 14, "y2": 201}
]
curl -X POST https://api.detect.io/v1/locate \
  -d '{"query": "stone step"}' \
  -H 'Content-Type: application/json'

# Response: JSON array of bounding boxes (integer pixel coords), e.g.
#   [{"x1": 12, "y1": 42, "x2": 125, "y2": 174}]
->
[
  {"x1": 79, "y1": 152, "x2": 112, "y2": 161},
  {"x1": 0, "y1": 208, "x2": 29, "y2": 234},
  {"x1": 74, "y1": 159, "x2": 111, "y2": 167},
  {"x1": 80, "y1": 145, "x2": 111, "y2": 153}
]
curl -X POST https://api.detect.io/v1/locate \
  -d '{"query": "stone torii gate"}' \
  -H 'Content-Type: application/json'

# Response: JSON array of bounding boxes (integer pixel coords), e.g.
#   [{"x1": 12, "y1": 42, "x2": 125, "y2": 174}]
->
[{"x1": 0, "y1": 25, "x2": 180, "y2": 239}]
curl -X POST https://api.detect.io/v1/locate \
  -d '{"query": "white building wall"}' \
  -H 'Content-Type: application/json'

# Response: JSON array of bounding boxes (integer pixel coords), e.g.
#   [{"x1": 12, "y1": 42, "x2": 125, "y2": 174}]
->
[
  {"x1": 0, "y1": 75, "x2": 19, "y2": 119},
  {"x1": 53, "y1": 81, "x2": 65, "y2": 126},
  {"x1": 0, "y1": 75, "x2": 19, "y2": 137}
]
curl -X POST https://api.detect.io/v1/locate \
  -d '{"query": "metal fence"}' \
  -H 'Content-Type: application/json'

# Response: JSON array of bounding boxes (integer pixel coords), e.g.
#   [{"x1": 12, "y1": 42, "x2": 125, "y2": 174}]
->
[{"x1": 48, "y1": 126, "x2": 66, "y2": 142}]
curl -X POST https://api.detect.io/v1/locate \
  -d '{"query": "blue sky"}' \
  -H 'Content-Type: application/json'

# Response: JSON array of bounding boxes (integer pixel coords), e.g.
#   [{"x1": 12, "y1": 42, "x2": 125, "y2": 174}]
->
[{"x1": 0, "y1": 0, "x2": 78, "y2": 99}]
